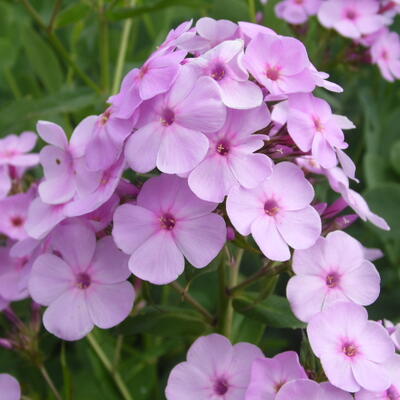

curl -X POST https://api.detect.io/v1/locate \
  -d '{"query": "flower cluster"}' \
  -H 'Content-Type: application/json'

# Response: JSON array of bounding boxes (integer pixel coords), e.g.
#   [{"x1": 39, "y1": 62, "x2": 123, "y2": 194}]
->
[
  {"x1": 0, "y1": 17, "x2": 395, "y2": 399},
  {"x1": 273, "y1": 0, "x2": 400, "y2": 81}
]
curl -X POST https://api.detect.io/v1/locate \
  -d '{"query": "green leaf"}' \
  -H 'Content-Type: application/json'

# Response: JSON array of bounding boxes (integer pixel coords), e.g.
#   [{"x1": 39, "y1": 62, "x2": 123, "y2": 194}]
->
[
  {"x1": 233, "y1": 294, "x2": 306, "y2": 329},
  {"x1": 56, "y1": 3, "x2": 92, "y2": 28},
  {"x1": 113, "y1": 306, "x2": 209, "y2": 336},
  {"x1": 21, "y1": 28, "x2": 63, "y2": 92},
  {"x1": 390, "y1": 141, "x2": 400, "y2": 175},
  {"x1": 363, "y1": 153, "x2": 392, "y2": 189},
  {"x1": 0, "y1": 38, "x2": 18, "y2": 70},
  {"x1": 107, "y1": 0, "x2": 210, "y2": 21},
  {"x1": 233, "y1": 316, "x2": 265, "y2": 345}
]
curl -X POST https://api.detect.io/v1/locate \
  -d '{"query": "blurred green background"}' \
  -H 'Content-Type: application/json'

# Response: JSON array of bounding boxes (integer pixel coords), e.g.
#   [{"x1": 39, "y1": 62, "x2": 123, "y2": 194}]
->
[{"x1": 1, "y1": 0, "x2": 400, "y2": 399}]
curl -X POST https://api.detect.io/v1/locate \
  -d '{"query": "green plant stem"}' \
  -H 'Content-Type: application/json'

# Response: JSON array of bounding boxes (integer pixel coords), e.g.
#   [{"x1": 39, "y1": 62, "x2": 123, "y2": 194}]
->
[
  {"x1": 47, "y1": 0, "x2": 63, "y2": 32},
  {"x1": 228, "y1": 262, "x2": 288, "y2": 296},
  {"x1": 39, "y1": 364, "x2": 63, "y2": 400},
  {"x1": 247, "y1": 0, "x2": 257, "y2": 23},
  {"x1": 170, "y1": 281, "x2": 215, "y2": 325},
  {"x1": 20, "y1": 0, "x2": 102, "y2": 94},
  {"x1": 87, "y1": 333, "x2": 133, "y2": 400},
  {"x1": 99, "y1": 0, "x2": 110, "y2": 93},
  {"x1": 112, "y1": 0, "x2": 136, "y2": 94}
]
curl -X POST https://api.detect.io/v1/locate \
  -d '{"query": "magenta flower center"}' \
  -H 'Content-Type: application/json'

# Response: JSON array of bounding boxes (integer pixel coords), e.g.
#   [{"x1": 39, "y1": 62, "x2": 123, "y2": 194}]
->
[
  {"x1": 345, "y1": 9, "x2": 357, "y2": 20},
  {"x1": 274, "y1": 380, "x2": 286, "y2": 392},
  {"x1": 294, "y1": 0, "x2": 304, "y2": 4},
  {"x1": 76, "y1": 273, "x2": 91, "y2": 290},
  {"x1": 11, "y1": 216, "x2": 24, "y2": 227},
  {"x1": 325, "y1": 272, "x2": 340, "y2": 288},
  {"x1": 100, "y1": 109, "x2": 112, "y2": 125},
  {"x1": 160, "y1": 214, "x2": 176, "y2": 230},
  {"x1": 312, "y1": 116, "x2": 324, "y2": 133},
  {"x1": 216, "y1": 141, "x2": 230, "y2": 156},
  {"x1": 342, "y1": 342, "x2": 358, "y2": 358},
  {"x1": 160, "y1": 109, "x2": 175, "y2": 126},
  {"x1": 211, "y1": 64, "x2": 226, "y2": 81},
  {"x1": 214, "y1": 377, "x2": 229, "y2": 395},
  {"x1": 266, "y1": 66, "x2": 280, "y2": 81},
  {"x1": 264, "y1": 199, "x2": 280, "y2": 216},
  {"x1": 386, "y1": 386, "x2": 400, "y2": 400}
]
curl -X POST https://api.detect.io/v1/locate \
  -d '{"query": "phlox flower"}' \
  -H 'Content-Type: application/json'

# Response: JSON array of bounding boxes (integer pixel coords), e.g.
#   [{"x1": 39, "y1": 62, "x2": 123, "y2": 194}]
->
[
  {"x1": 355, "y1": 355, "x2": 400, "y2": 400},
  {"x1": 245, "y1": 351, "x2": 307, "y2": 400},
  {"x1": 188, "y1": 105, "x2": 272, "y2": 202},
  {"x1": 318, "y1": 0, "x2": 390, "y2": 39},
  {"x1": 0, "y1": 166, "x2": 11, "y2": 199},
  {"x1": 244, "y1": 33, "x2": 316, "y2": 95},
  {"x1": 36, "y1": 119, "x2": 99, "y2": 205},
  {"x1": 237, "y1": 22, "x2": 277, "y2": 45},
  {"x1": 287, "y1": 93, "x2": 354, "y2": 168},
  {"x1": 158, "y1": 20, "x2": 194, "y2": 53},
  {"x1": 0, "y1": 374, "x2": 20, "y2": 400},
  {"x1": 384, "y1": 320, "x2": 400, "y2": 350},
  {"x1": 124, "y1": 65, "x2": 226, "y2": 174},
  {"x1": 272, "y1": 379, "x2": 352, "y2": 400},
  {"x1": 307, "y1": 302, "x2": 395, "y2": 392},
  {"x1": 29, "y1": 222, "x2": 135, "y2": 341},
  {"x1": 112, "y1": 174, "x2": 226, "y2": 285},
  {"x1": 275, "y1": 0, "x2": 322, "y2": 25},
  {"x1": 370, "y1": 31, "x2": 400, "y2": 82},
  {"x1": 287, "y1": 230, "x2": 380, "y2": 322},
  {"x1": 189, "y1": 39, "x2": 263, "y2": 109},
  {"x1": 108, "y1": 49, "x2": 186, "y2": 119},
  {"x1": 165, "y1": 333, "x2": 263, "y2": 400},
  {"x1": 227, "y1": 162, "x2": 321, "y2": 261}
]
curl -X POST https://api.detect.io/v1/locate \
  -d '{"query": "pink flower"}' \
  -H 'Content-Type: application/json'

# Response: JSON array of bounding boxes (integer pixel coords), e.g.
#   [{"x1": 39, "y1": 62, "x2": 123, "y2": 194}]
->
[
  {"x1": 112, "y1": 174, "x2": 226, "y2": 285},
  {"x1": 244, "y1": 33, "x2": 316, "y2": 95},
  {"x1": 227, "y1": 162, "x2": 321, "y2": 261},
  {"x1": 370, "y1": 31, "x2": 400, "y2": 82},
  {"x1": 36, "y1": 119, "x2": 98, "y2": 205},
  {"x1": 384, "y1": 320, "x2": 400, "y2": 350},
  {"x1": 0, "y1": 374, "x2": 21, "y2": 400},
  {"x1": 273, "y1": 379, "x2": 352, "y2": 400},
  {"x1": 318, "y1": 0, "x2": 390, "y2": 39},
  {"x1": 124, "y1": 66, "x2": 226, "y2": 174},
  {"x1": 287, "y1": 230, "x2": 380, "y2": 322},
  {"x1": 188, "y1": 105, "x2": 272, "y2": 202},
  {"x1": 237, "y1": 22, "x2": 277, "y2": 46},
  {"x1": 189, "y1": 39, "x2": 263, "y2": 109},
  {"x1": 165, "y1": 333, "x2": 263, "y2": 400},
  {"x1": 245, "y1": 351, "x2": 307, "y2": 400},
  {"x1": 307, "y1": 302, "x2": 395, "y2": 392},
  {"x1": 108, "y1": 49, "x2": 186, "y2": 119},
  {"x1": 0, "y1": 166, "x2": 11, "y2": 199},
  {"x1": 0, "y1": 189, "x2": 35, "y2": 241},
  {"x1": 29, "y1": 222, "x2": 135, "y2": 341},
  {"x1": 275, "y1": 0, "x2": 322, "y2": 25},
  {"x1": 0, "y1": 131, "x2": 39, "y2": 168},
  {"x1": 355, "y1": 355, "x2": 400, "y2": 400},
  {"x1": 287, "y1": 93, "x2": 354, "y2": 168}
]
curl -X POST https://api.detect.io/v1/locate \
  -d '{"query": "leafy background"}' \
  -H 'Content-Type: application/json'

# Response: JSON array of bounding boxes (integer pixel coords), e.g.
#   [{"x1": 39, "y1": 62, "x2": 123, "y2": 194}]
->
[{"x1": 0, "y1": 0, "x2": 399, "y2": 398}]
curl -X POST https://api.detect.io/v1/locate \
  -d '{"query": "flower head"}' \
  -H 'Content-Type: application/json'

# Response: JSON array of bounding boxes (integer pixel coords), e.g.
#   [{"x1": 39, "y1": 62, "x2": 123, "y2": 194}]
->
[{"x1": 0, "y1": 374, "x2": 20, "y2": 400}]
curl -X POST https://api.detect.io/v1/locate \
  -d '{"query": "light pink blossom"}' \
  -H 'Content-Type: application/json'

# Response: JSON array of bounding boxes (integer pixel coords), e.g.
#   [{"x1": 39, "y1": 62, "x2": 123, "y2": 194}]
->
[
  {"x1": 112, "y1": 174, "x2": 226, "y2": 285},
  {"x1": 227, "y1": 162, "x2": 321, "y2": 261},
  {"x1": 165, "y1": 333, "x2": 263, "y2": 400},
  {"x1": 0, "y1": 374, "x2": 21, "y2": 400},
  {"x1": 307, "y1": 302, "x2": 395, "y2": 392},
  {"x1": 0, "y1": 131, "x2": 39, "y2": 168},
  {"x1": 275, "y1": 0, "x2": 322, "y2": 25}
]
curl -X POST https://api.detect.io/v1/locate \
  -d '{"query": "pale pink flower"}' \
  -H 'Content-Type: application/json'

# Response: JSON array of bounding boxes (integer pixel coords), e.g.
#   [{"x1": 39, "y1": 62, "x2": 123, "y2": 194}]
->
[
  {"x1": 0, "y1": 374, "x2": 21, "y2": 400},
  {"x1": 0, "y1": 131, "x2": 39, "y2": 168},
  {"x1": 188, "y1": 105, "x2": 272, "y2": 202},
  {"x1": 245, "y1": 351, "x2": 307, "y2": 400},
  {"x1": 318, "y1": 0, "x2": 390, "y2": 39},
  {"x1": 227, "y1": 162, "x2": 321, "y2": 261},
  {"x1": 165, "y1": 333, "x2": 263, "y2": 399},
  {"x1": 29, "y1": 222, "x2": 135, "y2": 341},
  {"x1": 275, "y1": 0, "x2": 322, "y2": 25},
  {"x1": 124, "y1": 65, "x2": 226, "y2": 174},
  {"x1": 244, "y1": 33, "x2": 316, "y2": 95},
  {"x1": 112, "y1": 174, "x2": 226, "y2": 285},
  {"x1": 287, "y1": 230, "x2": 380, "y2": 322},
  {"x1": 307, "y1": 302, "x2": 395, "y2": 392}
]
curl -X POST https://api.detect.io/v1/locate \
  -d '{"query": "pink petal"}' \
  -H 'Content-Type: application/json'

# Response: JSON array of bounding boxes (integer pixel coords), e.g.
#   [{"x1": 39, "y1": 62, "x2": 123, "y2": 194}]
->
[
  {"x1": 174, "y1": 214, "x2": 226, "y2": 268},
  {"x1": 86, "y1": 281, "x2": 135, "y2": 329},
  {"x1": 43, "y1": 288, "x2": 94, "y2": 341},
  {"x1": 10, "y1": 154, "x2": 39, "y2": 167},
  {"x1": 29, "y1": 254, "x2": 74, "y2": 306},
  {"x1": 70, "y1": 115, "x2": 98, "y2": 158},
  {"x1": 112, "y1": 204, "x2": 158, "y2": 255},
  {"x1": 196, "y1": 17, "x2": 237, "y2": 42},
  {"x1": 335, "y1": 20, "x2": 361, "y2": 39},
  {"x1": 319, "y1": 382, "x2": 353, "y2": 400},
  {"x1": 36, "y1": 120, "x2": 68, "y2": 149},
  {"x1": 292, "y1": 237, "x2": 326, "y2": 275},
  {"x1": 275, "y1": 380, "x2": 320, "y2": 400},
  {"x1": 18, "y1": 131, "x2": 37, "y2": 152},
  {"x1": 0, "y1": 374, "x2": 21, "y2": 400},
  {"x1": 38, "y1": 175, "x2": 76, "y2": 205},
  {"x1": 251, "y1": 216, "x2": 290, "y2": 261},
  {"x1": 129, "y1": 231, "x2": 184, "y2": 285},
  {"x1": 219, "y1": 78, "x2": 263, "y2": 109},
  {"x1": 352, "y1": 358, "x2": 391, "y2": 392}
]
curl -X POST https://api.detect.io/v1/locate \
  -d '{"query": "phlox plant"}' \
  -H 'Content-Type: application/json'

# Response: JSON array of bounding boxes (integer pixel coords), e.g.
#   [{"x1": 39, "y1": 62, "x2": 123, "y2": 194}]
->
[{"x1": 0, "y1": 3, "x2": 400, "y2": 400}]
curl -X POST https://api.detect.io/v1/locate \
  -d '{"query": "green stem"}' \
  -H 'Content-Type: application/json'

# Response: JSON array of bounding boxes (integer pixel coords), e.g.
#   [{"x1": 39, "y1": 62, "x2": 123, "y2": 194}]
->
[
  {"x1": 39, "y1": 364, "x2": 63, "y2": 400},
  {"x1": 99, "y1": 0, "x2": 110, "y2": 93},
  {"x1": 47, "y1": 0, "x2": 63, "y2": 33},
  {"x1": 21, "y1": 0, "x2": 102, "y2": 94},
  {"x1": 247, "y1": 0, "x2": 257, "y2": 23},
  {"x1": 4, "y1": 69, "x2": 22, "y2": 99},
  {"x1": 87, "y1": 333, "x2": 133, "y2": 400},
  {"x1": 228, "y1": 262, "x2": 288, "y2": 296},
  {"x1": 112, "y1": 0, "x2": 136, "y2": 94},
  {"x1": 170, "y1": 281, "x2": 215, "y2": 325}
]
